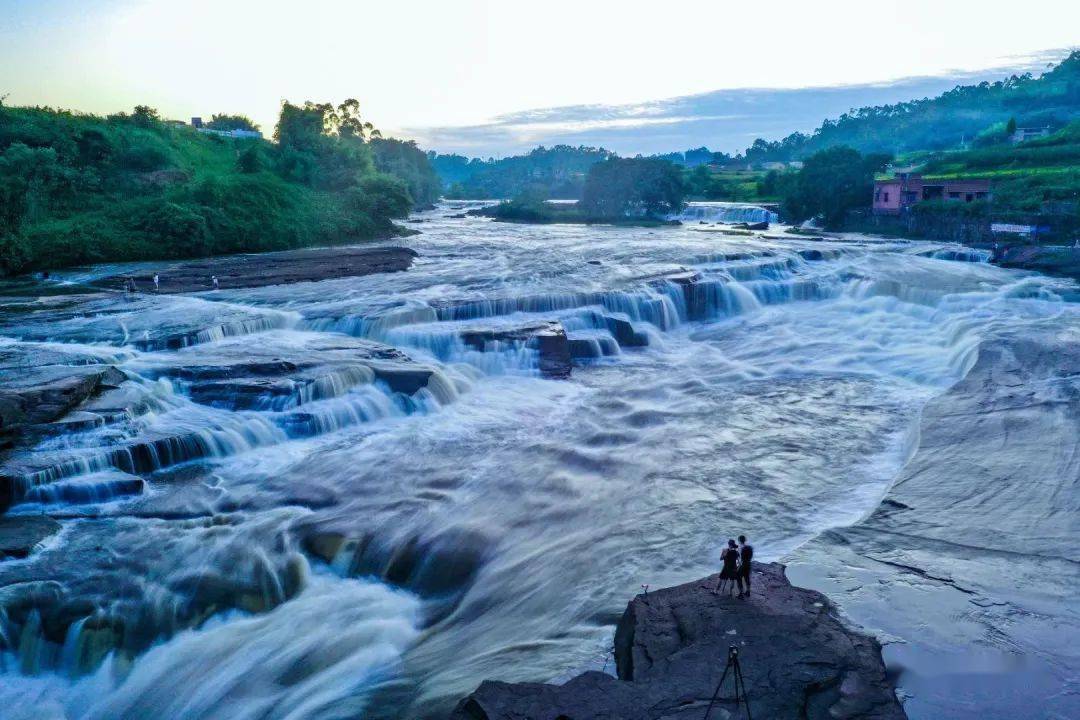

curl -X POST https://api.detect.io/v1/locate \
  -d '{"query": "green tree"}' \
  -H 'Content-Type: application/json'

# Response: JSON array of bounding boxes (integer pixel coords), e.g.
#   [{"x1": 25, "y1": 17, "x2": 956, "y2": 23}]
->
[
  {"x1": 207, "y1": 114, "x2": 260, "y2": 132},
  {"x1": 581, "y1": 157, "x2": 687, "y2": 218},
  {"x1": 781, "y1": 146, "x2": 890, "y2": 228},
  {"x1": 336, "y1": 99, "x2": 380, "y2": 142},
  {"x1": 236, "y1": 144, "x2": 264, "y2": 173}
]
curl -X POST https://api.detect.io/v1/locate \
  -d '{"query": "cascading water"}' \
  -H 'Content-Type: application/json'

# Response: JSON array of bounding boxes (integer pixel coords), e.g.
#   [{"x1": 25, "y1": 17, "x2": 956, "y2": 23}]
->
[
  {"x1": 672, "y1": 201, "x2": 779, "y2": 224},
  {"x1": 0, "y1": 205, "x2": 1076, "y2": 720}
]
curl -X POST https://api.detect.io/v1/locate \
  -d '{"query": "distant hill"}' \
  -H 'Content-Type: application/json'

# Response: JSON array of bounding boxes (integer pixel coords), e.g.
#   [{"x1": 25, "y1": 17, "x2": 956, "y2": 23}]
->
[{"x1": 751, "y1": 51, "x2": 1080, "y2": 161}]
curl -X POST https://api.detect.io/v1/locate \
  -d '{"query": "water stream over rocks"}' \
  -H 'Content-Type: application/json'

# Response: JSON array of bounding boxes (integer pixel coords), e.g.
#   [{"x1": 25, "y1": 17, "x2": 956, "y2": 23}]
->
[{"x1": 0, "y1": 203, "x2": 1076, "y2": 718}]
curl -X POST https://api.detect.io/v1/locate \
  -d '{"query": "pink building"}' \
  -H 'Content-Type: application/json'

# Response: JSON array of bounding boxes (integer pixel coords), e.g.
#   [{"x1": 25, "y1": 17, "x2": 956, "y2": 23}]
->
[{"x1": 873, "y1": 173, "x2": 991, "y2": 215}]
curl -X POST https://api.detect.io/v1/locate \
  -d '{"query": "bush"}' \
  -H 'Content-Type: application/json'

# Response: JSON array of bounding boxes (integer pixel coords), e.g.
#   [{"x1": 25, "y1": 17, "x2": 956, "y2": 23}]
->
[
  {"x1": 115, "y1": 130, "x2": 175, "y2": 171},
  {"x1": 581, "y1": 157, "x2": 687, "y2": 217},
  {"x1": 344, "y1": 174, "x2": 413, "y2": 222},
  {"x1": 128, "y1": 200, "x2": 211, "y2": 257}
]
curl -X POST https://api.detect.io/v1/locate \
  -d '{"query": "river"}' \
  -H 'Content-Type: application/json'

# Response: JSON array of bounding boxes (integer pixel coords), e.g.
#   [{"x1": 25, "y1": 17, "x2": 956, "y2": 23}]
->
[{"x1": 0, "y1": 203, "x2": 1076, "y2": 719}]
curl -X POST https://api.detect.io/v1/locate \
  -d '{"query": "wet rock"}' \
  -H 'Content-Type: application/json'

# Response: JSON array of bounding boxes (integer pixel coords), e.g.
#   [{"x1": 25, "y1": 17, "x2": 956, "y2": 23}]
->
[
  {"x1": 298, "y1": 523, "x2": 490, "y2": 604},
  {"x1": 146, "y1": 335, "x2": 422, "y2": 405},
  {"x1": 602, "y1": 314, "x2": 650, "y2": 348},
  {"x1": 0, "y1": 516, "x2": 61, "y2": 559},
  {"x1": 23, "y1": 471, "x2": 145, "y2": 505},
  {"x1": 453, "y1": 563, "x2": 904, "y2": 720},
  {"x1": 370, "y1": 363, "x2": 437, "y2": 395},
  {"x1": 460, "y1": 321, "x2": 572, "y2": 379},
  {"x1": 93, "y1": 246, "x2": 419, "y2": 293},
  {"x1": 993, "y1": 244, "x2": 1080, "y2": 282},
  {"x1": 568, "y1": 335, "x2": 620, "y2": 359},
  {"x1": 0, "y1": 366, "x2": 126, "y2": 441}
]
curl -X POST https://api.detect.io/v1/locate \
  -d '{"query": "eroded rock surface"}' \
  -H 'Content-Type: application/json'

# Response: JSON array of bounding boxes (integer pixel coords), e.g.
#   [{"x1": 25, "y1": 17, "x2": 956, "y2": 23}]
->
[
  {"x1": 93, "y1": 245, "x2": 418, "y2": 293},
  {"x1": 453, "y1": 563, "x2": 905, "y2": 720},
  {"x1": 787, "y1": 329, "x2": 1080, "y2": 720}
]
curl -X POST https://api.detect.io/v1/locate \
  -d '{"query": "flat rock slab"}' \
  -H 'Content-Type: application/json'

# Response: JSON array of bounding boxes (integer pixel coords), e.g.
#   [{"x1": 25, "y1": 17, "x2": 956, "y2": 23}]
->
[
  {"x1": 92, "y1": 245, "x2": 418, "y2": 293},
  {"x1": 453, "y1": 563, "x2": 905, "y2": 720},
  {"x1": 0, "y1": 515, "x2": 61, "y2": 559}
]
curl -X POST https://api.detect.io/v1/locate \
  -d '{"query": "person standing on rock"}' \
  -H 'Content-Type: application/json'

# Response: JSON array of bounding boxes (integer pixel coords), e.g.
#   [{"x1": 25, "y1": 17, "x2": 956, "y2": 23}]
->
[
  {"x1": 153, "y1": 273, "x2": 160, "y2": 292},
  {"x1": 211, "y1": 275, "x2": 219, "y2": 290},
  {"x1": 714, "y1": 539, "x2": 740, "y2": 595},
  {"x1": 737, "y1": 535, "x2": 754, "y2": 598}
]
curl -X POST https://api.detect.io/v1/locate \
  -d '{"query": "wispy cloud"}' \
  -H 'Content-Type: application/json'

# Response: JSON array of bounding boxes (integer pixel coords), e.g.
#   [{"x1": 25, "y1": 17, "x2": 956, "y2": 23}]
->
[{"x1": 407, "y1": 48, "x2": 1073, "y2": 157}]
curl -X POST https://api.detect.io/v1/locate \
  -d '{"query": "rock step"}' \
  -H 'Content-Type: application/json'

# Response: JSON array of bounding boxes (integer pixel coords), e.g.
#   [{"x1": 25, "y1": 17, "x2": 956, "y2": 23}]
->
[{"x1": 0, "y1": 366, "x2": 127, "y2": 444}]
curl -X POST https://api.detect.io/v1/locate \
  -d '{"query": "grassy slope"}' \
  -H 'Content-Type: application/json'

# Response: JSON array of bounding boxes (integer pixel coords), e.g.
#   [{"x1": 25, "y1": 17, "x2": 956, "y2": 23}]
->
[
  {"x1": 893, "y1": 122, "x2": 1080, "y2": 216},
  {"x1": 0, "y1": 107, "x2": 411, "y2": 274}
]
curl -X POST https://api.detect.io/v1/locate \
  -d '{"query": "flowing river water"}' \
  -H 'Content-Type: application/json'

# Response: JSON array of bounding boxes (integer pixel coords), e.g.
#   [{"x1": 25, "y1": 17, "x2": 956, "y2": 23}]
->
[{"x1": 0, "y1": 203, "x2": 1076, "y2": 718}]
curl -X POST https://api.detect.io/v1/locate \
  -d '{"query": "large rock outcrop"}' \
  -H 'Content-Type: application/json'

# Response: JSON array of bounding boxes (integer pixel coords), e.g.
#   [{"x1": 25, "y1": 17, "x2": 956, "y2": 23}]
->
[{"x1": 453, "y1": 563, "x2": 905, "y2": 720}]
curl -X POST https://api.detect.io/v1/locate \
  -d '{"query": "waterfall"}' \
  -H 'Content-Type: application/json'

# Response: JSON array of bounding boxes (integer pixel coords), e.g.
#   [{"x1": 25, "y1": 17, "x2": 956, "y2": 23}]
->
[{"x1": 673, "y1": 202, "x2": 779, "y2": 224}]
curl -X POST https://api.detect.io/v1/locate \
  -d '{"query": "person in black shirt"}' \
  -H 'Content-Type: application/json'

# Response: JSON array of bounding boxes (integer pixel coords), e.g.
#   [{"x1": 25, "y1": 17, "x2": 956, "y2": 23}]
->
[
  {"x1": 713, "y1": 539, "x2": 740, "y2": 595},
  {"x1": 736, "y1": 535, "x2": 754, "y2": 598}
]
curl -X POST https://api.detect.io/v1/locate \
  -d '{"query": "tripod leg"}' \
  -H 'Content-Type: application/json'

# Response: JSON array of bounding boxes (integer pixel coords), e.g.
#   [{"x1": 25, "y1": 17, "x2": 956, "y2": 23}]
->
[
  {"x1": 734, "y1": 660, "x2": 752, "y2": 720},
  {"x1": 702, "y1": 661, "x2": 732, "y2": 720}
]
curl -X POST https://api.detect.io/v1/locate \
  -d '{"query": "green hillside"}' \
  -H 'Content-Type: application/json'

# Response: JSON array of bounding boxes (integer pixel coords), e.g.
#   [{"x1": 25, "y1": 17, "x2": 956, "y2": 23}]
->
[
  {"x1": 743, "y1": 51, "x2": 1080, "y2": 162},
  {"x1": 0, "y1": 101, "x2": 439, "y2": 275}
]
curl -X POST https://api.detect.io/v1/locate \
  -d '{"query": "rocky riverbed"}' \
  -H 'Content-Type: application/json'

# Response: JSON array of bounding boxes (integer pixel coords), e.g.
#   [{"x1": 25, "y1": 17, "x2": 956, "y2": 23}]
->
[{"x1": 0, "y1": 206, "x2": 1076, "y2": 719}]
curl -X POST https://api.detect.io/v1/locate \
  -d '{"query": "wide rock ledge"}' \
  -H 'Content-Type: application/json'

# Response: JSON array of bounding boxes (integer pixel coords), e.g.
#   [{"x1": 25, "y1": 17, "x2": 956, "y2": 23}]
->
[{"x1": 453, "y1": 563, "x2": 905, "y2": 720}]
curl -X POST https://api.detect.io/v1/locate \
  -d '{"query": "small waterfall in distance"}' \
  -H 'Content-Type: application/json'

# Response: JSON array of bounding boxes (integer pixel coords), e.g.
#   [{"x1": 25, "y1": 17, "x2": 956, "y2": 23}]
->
[{"x1": 673, "y1": 202, "x2": 779, "y2": 224}]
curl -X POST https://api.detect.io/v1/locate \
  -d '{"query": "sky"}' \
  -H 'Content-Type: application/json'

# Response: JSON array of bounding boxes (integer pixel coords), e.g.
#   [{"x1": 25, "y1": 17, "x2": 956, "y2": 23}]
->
[{"x1": 1, "y1": 0, "x2": 1078, "y2": 156}]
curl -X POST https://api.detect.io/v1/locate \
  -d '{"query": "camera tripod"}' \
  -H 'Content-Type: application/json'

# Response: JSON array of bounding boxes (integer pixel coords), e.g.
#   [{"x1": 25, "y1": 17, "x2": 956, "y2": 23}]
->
[{"x1": 702, "y1": 645, "x2": 752, "y2": 720}]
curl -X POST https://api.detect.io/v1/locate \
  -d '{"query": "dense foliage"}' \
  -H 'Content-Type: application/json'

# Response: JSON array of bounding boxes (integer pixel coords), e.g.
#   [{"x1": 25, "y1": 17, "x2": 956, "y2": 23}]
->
[
  {"x1": 370, "y1": 138, "x2": 441, "y2": 208},
  {"x1": 436, "y1": 145, "x2": 614, "y2": 199},
  {"x1": 205, "y1": 114, "x2": 260, "y2": 132},
  {"x1": 580, "y1": 157, "x2": 687, "y2": 218},
  {"x1": 780, "y1": 147, "x2": 890, "y2": 228},
  {"x1": 652, "y1": 146, "x2": 733, "y2": 167},
  {"x1": 0, "y1": 99, "x2": 438, "y2": 274}
]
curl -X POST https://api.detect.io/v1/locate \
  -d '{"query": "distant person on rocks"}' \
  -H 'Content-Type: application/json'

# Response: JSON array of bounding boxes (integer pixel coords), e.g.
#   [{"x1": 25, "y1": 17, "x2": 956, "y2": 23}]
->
[
  {"x1": 125, "y1": 276, "x2": 136, "y2": 293},
  {"x1": 737, "y1": 535, "x2": 754, "y2": 598},
  {"x1": 211, "y1": 275, "x2": 219, "y2": 290},
  {"x1": 713, "y1": 539, "x2": 740, "y2": 596},
  {"x1": 153, "y1": 273, "x2": 160, "y2": 292}
]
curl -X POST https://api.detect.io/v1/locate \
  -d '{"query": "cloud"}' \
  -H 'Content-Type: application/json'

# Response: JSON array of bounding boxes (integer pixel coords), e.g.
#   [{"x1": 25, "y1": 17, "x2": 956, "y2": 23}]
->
[{"x1": 407, "y1": 48, "x2": 1073, "y2": 157}]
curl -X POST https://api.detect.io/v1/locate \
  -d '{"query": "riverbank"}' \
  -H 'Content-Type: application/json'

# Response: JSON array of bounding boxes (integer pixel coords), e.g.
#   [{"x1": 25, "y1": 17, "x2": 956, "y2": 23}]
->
[
  {"x1": 87, "y1": 245, "x2": 418, "y2": 293},
  {"x1": 453, "y1": 562, "x2": 905, "y2": 720},
  {"x1": 991, "y1": 243, "x2": 1080, "y2": 282}
]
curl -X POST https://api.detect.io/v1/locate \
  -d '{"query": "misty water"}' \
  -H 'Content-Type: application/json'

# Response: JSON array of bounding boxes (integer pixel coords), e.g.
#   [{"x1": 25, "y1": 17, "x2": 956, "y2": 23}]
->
[{"x1": 0, "y1": 203, "x2": 1076, "y2": 718}]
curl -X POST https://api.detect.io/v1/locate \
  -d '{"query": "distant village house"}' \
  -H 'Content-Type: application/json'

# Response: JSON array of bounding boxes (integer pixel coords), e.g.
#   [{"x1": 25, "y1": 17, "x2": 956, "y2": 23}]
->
[
  {"x1": 190, "y1": 116, "x2": 262, "y2": 140},
  {"x1": 1011, "y1": 126, "x2": 1051, "y2": 144},
  {"x1": 872, "y1": 173, "x2": 991, "y2": 215}
]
